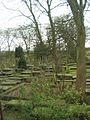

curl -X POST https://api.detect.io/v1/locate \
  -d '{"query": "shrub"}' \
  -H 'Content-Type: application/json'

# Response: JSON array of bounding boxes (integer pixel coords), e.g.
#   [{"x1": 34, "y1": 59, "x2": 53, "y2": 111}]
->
[
  {"x1": 16, "y1": 80, "x2": 90, "y2": 120},
  {"x1": 18, "y1": 99, "x2": 90, "y2": 120},
  {"x1": 15, "y1": 46, "x2": 24, "y2": 58},
  {"x1": 15, "y1": 46, "x2": 27, "y2": 69},
  {"x1": 62, "y1": 87, "x2": 83, "y2": 104},
  {"x1": 18, "y1": 57, "x2": 27, "y2": 69}
]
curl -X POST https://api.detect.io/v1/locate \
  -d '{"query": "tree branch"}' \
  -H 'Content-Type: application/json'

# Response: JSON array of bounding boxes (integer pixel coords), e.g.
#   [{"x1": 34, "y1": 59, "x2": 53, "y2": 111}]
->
[
  {"x1": 50, "y1": 0, "x2": 53, "y2": 6},
  {"x1": 18, "y1": 10, "x2": 34, "y2": 23},
  {"x1": 1, "y1": 1, "x2": 18, "y2": 11},
  {"x1": 35, "y1": 0, "x2": 48, "y2": 13},
  {"x1": 51, "y1": 2, "x2": 67, "y2": 11},
  {"x1": 83, "y1": 0, "x2": 87, "y2": 9}
]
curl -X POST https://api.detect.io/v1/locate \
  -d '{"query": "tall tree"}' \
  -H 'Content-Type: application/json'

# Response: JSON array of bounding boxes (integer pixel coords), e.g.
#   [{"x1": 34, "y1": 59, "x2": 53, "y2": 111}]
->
[
  {"x1": 67, "y1": 0, "x2": 88, "y2": 92},
  {"x1": 22, "y1": 0, "x2": 43, "y2": 45},
  {"x1": 36, "y1": 0, "x2": 61, "y2": 73},
  {"x1": 54, "y1": 15, "x2": 77, "y2": 63}
]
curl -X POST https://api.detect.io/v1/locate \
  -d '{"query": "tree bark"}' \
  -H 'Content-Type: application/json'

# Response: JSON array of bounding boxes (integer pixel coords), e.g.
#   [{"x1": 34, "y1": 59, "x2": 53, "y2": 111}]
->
[
  {"x1": 0, "y1": 101, "x2": 4, "y2": 120},
  {"x1": 47, "y1": 1, "x2": 60, "y2": 74},
  {"x1": 67, "y1": 0, "x2": 86, "y2": 93},
  {"x1": 76, "y1": 22, "x2": 86, "y2": 92},
  {"x1": 22, "y1": 0, "x2": 43, "y2": 44}
]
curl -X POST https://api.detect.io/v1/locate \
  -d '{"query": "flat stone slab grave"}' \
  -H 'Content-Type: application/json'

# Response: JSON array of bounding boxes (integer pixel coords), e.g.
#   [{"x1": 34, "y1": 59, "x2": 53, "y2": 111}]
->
[
  {"x1": 0, "y1": 85, "x2": 13, "y2": 91},
  {"x1": 56, "y1": 74, "x2": 73, "y2": 80},
  {"x1": 21, "y1": 70, "x2": 32, "y2": 74},
  {"x1": 1, "y1": 80, "x2": 21, "y2": 85}
]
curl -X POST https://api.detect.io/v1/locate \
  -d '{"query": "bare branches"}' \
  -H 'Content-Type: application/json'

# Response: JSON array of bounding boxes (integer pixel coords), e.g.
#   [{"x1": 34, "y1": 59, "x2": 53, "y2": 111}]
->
[
  {"x1": 51, "y1": 2, "x2": 67, "y2": 11},
  {"x1": 19, "y1": 10, "x2": 34, "y2": 23},
  {"x1": 35, "y1": 0, "x2": 48, "y2": 13},
  {"x1": 1, "y1": 1, "x2": 18, "y2": 11},
  {"x1": 49, "y1": 0, "x2": 53, "y2": 6},
  {"x1": 22, "y1": 0, "x2": 31, "y2": 12},
  {"x1": 22, "y1": 0, "x2": 43, "y2": 44},
  {"x1": 83, "y1": 0, "x2": 87, "y2": 9}
]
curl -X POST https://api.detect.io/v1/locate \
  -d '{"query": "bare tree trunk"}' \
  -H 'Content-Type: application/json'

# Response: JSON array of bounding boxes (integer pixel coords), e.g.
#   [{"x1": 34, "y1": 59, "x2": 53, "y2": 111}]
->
[
  {"x1": 23, "y1": 0, "x2": 43, "y2": 45},
  {"x1": 76, "y1": 23, "x2": 86, "y2": 92},
  {"x1": 47, "y1": 0, "x2": 60, "y2": 74},
  {"x1": 67, "y1": 0, "x2": 87, "y2": 93},
  {"x1": 35, "y1": 0, "x2": 61, "y2": 74},
  {"x1": 0, "y1": 101, "x2": 4, "y2": 120}
]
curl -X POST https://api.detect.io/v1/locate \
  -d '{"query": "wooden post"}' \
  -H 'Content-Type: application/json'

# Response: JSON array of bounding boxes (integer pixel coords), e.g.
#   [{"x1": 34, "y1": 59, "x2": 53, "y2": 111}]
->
[{"x1": 0, "y1": 101, "x2": 4, "y2": 120}]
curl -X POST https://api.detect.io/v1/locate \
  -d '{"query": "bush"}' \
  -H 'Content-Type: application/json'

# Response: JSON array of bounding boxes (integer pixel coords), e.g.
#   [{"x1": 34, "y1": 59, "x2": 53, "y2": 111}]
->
[
  {"x1": 39, "y1": 64, "x2": 47, "y2": 70},
  {"x1": 62, "y1": 87, "x2": 83, "y2": 104},
  {"x1": 15, "y1": 46, "x2": 24, "y2": 58},
  {"x1": 18, "y1": 99, "x2": 90, "y2": 120},
  {"x1": 15, "y1": 46, "x2": 27, "y2": 69},
  {"x1": 16, "y1": 81, "x2": 90, "y2": 120},
  {"x1": 18, "y1": 57, "x2": 27, "y2": 69}
]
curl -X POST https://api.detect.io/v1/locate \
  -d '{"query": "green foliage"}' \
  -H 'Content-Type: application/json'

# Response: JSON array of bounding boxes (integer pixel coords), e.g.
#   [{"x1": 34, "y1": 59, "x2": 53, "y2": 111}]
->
[
  {"x1": 62, "y1": 87, "x2": 83, "y2": 104},
  {"x1": 15, "y1": 46, "x2": 27, "y2": 69},
  {"x1": 18, "y1": 57, "x2": 27, "y2": 69},
  {"x1": 65, "y1": 65, "x2": 70, "y2": 73},
  {"x1": 0, "y1": 51, "x2": 15, "y2": 69},
  {"x1": 17, "y1": 97, "x2": 90, "y2": 120},
  {"x1": 67, "y1": 104, "x2": 89, "y2": 120},
  {"x1": 39, "y1": 63, "x2": 47, "y2": 70},
  {"x1": 54, "y1": 15, "x2": 77, "y2": 62},
  {"x1": 34, "y1": 43, "x2": 50, "y2": 61},
  {"x1": 15, "y1": 46, "x2": 24, "y2": 58},
  {"x1": 16, "y1": 79, "x2": 90, "y2": 120},
  {"x1": 4, "y1": 88, "x2": 90, "y2": 119},
  {"x1": 19, "y1": 101, "x2": 34, "y2": 120}
]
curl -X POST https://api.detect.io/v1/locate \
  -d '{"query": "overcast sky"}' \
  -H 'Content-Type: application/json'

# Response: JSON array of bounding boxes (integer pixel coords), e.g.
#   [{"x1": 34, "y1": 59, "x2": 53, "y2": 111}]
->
[
  {"x1": 0, "y1": 0, "x2": 28, "y2": 28},
  {"x1": 0, "y1": 0, "x2": 90, "y2": 28},
  {"x1": 0, "y1": 0, "x2": 90, "y2": 48},
  {"x1": 0, "y1": 0, "x2": 53, "y2": 28}
]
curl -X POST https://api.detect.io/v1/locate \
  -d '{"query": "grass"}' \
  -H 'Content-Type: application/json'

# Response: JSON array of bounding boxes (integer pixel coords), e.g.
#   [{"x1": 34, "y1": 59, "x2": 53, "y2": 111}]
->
[{"x1": 4, "y1": 111, "x2": 22, "y2": 120}]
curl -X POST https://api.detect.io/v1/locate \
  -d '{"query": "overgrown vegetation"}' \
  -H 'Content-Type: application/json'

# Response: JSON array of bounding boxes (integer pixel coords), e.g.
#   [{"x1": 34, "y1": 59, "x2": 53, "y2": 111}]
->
[{"x1": 7, "y1": 79, "x2": 89, "y2": 120}]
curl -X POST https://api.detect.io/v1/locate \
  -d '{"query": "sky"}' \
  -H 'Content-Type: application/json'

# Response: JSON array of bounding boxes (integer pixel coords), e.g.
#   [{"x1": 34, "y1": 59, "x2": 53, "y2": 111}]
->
[
  {"x1": 0, "y1": 0, "x2": 90, "y2": 49},
  {"x1": 0, "y1": 0, "x2": 70, "y2": 29},
  {"x1": 0, "y1": 0, "x2": 29, "y2": 28},
  {"x1": 0, "y1": 0, "x2": 90, "y2": 29}
]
